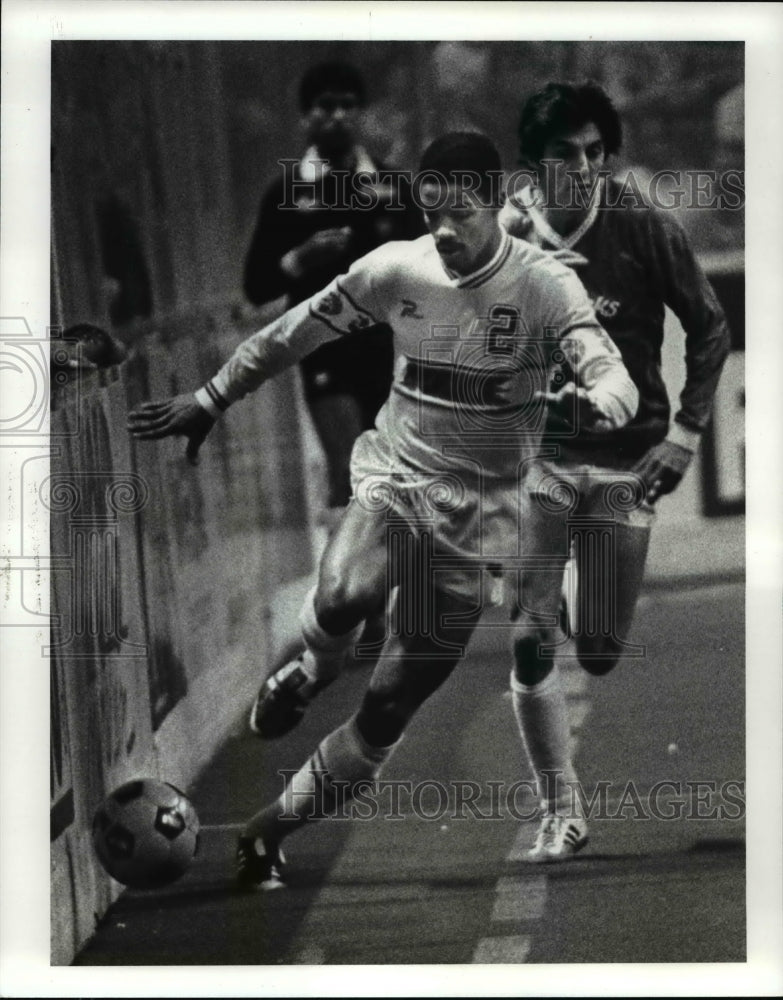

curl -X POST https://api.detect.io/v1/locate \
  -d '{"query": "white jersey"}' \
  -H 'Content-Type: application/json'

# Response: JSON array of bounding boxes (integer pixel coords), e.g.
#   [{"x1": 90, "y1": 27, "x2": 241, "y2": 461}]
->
[{"x1": 202, "y1": 231, "x2": 637, "y2": 486}]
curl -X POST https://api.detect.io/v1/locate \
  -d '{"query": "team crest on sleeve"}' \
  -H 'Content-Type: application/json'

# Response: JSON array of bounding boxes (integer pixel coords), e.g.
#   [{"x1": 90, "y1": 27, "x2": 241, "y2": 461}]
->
[
  {"x1": 559, "y1": 337, "x2": 586, "y2": 367},
  {"x1": 582, "y1": 320, "x2": 620, "y2": 353},
  {"x1": 315, "y1": 290, "x2": 344, "y2": 316},
  {"x1": 309, "y1": 281, "x2": 379, "y2": 336}
]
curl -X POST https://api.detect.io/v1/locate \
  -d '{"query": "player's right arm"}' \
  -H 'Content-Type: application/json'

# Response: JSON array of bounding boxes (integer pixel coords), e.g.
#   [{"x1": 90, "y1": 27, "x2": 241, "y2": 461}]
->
[
  {"x1": 128, "y1": 247, "x2": 391, "y2": 463},
  {"x1": 631, "y1": 209, "x2": 732, "y2": 500}
]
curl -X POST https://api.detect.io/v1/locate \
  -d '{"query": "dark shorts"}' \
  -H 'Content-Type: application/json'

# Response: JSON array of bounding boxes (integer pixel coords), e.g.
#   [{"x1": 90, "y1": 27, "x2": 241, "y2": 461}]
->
[{"x1": 299, "y1": 325, "x2": 395, "y2": 428}]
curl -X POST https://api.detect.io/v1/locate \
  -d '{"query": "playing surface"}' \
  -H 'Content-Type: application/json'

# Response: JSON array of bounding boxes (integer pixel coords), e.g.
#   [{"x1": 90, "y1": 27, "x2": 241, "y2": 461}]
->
[{"x1": 76, "y1": 580, "x2": 744, "y2": 965}]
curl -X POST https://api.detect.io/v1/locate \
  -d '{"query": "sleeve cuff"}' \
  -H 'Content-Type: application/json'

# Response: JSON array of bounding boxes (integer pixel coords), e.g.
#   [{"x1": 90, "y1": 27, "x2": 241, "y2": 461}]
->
[
  {"x1": 195, "y1": 381, "x2": 230, "y2": 419},
  {"x1": 668, "y1": 421, "x2": 702, "y2": 452}
]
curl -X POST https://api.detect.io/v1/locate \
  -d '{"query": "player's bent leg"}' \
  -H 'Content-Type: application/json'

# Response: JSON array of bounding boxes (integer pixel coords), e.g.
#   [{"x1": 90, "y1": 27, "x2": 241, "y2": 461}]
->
[
  {"x1": 511, "y1": 486, "x2": 570, "y2": 686},
  {"x1": 248, "y1": 584, "x2": 366, "y2": 739},
  {"x1": 574, "y1": 519, "x2": 652, "y2": 676},
  {"x1": 238, "y1": 713, "x2": 399, "y2": 889},
  {"x1": 249, "y1": 603, "x2": 394, "y2": 739},
  {"x1": 240, "y1": 585, "x2": 476, "y2": 888},
  {"x1": 510, "y1": 672, "x2": 588, "y2": 860},
  {"x1": 315, "y1": 500, "x2": 391, "y2": 634},
  {"x1": 241, "y1": 584, "x2": 470, "y2": 886},
  {"x1": 354, "y1": 586, "x2": 479, "y2": 747},
  {"x1": 510, "y1": 514, "x2": 585, "y2": 860},
  {"x1": 249, "y1": 503, "x2": 391, "y2": 739}
]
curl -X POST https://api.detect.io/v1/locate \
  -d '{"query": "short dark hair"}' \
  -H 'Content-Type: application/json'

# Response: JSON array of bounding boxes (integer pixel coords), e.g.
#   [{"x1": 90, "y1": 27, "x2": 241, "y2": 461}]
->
[
  {"x1": 518, "y1": 81, "x2": 622, "y2": 167},
  {"x1": 418, "y1": 131, "x2": 503, "y2": 204},
  {"x1": 298, "y1": 61, "x2": 366, "y2": 112}
]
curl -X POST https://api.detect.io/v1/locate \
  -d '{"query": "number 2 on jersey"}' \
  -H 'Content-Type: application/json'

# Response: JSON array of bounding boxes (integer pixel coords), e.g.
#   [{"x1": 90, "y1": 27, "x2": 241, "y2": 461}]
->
[{"x1": 486, "y1": 304, "x2": 520, "y2": 356}]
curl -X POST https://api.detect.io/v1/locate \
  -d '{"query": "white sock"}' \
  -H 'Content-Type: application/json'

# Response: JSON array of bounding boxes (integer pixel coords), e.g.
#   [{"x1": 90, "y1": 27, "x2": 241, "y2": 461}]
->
[
  {"x1": 246, "y1": 716, "x2": 398, "y2": 843},
  {"x1": 298, "y1": 587, "x2": 364, "y2": 687},
  {"x1": 510, "y1": 665, "x2": 579, "y2": 814}
]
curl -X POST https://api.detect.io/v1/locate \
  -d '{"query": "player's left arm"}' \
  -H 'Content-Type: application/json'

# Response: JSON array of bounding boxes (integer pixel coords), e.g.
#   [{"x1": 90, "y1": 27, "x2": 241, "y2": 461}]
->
[
  {"x1": 538, "y1": 267, "x2": 639, "y2": 432},
  {"x1": 543, "y1": 324, "x2": 639, "y2": 432},
  {"x1": 633, "y1": 210, "x2": 732, "y2": 500}
]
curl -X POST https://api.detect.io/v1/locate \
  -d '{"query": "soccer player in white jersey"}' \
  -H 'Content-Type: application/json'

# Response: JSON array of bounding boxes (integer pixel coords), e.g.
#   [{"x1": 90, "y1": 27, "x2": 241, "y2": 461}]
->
[
  {"x1": 500, "y1": 83, "x2": 731, "y2": 861},
  {"x1": 129, "y1": 132, "x2": 638, "y2": 887}
]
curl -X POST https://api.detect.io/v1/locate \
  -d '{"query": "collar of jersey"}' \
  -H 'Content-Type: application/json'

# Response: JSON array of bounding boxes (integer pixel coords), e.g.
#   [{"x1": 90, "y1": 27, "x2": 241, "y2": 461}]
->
[
  {"x1": 526, "y1": 180, "x2": 602, "y2": 250},
  {"x1": 299, "y1": 145, "x2": 377, "y2": 182},
  {"x1": 442, "y1": 229, "x2": 513, "y2": 288}
]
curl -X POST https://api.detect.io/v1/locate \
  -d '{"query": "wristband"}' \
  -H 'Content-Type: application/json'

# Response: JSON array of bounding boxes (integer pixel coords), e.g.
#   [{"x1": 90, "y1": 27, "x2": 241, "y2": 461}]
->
[
  {"x1": 667, "y1": 422, "x2": 701, "y2": 452},
  {"x1": 195, "y1": 381, "x2": 229, "y2": 419}
]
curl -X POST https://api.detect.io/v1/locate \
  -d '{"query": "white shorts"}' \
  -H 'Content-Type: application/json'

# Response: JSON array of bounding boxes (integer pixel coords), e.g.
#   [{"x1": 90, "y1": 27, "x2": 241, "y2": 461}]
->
[
  {"x1": 350, "y1": 429, "x2": 525, "y2": 604},
  {"x1": 524, "y1": 454, "x2": 656, "y2": 529}
]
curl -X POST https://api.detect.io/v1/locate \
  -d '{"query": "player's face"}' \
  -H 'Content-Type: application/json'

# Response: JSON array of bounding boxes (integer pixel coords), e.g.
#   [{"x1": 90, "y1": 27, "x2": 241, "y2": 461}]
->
[
  {"x1": 303, "y1": 90, "x2": 361, "y2": 157},
  {"x1": 540, "y1": 122, "x2": 606, "y2": 210},
  {"x1": 421, "y1": 183, "x2": 502, "y2": 275}
]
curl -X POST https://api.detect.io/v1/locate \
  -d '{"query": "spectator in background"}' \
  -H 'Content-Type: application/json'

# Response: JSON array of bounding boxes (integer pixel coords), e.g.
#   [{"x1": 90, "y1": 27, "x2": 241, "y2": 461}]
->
[{"x1": 243, "y1": 60, "x2": 423, "y2": 511}]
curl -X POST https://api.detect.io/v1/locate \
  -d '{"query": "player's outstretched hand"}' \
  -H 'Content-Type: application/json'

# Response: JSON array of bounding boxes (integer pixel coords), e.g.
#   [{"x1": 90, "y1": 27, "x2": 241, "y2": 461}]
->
[
  {"x1": 127, "y1": 393, "x2": 215, "y2": 466},
  {"x1": 535, "y1": 383, "x2": 611, "y2": 433},
  {"x1": 632, "y1": 439, "x2": 693, "y2": 504}
]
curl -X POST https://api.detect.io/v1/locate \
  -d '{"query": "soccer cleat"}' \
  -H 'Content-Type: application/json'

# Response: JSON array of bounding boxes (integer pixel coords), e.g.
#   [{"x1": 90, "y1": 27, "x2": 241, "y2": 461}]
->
[
  {"x1": 526, "y1": 813, "x2": 588, "y2": 863},
  {"x1": 235, "y1": 836, "x2": 286, "y2": 890},
  {"x1": 249, "y1": 655, "x2": 329, "y2": 740}
]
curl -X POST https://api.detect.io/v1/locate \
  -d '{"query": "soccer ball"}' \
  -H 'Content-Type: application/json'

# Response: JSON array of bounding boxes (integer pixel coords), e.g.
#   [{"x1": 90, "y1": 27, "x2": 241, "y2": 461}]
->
[{"x1": 92, "y1": 778, "x2": 200, "y2": 889}]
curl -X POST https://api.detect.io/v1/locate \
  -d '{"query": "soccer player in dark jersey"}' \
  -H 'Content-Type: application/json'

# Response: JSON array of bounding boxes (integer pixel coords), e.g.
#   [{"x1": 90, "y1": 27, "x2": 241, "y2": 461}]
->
[
  {"x1": 500, "y1": 81, "x2": 731, "y2": 860},
  {"x1": 243, "y1": 60, "x2": 422, "y2": 510},
  {"x1": 129, "y1": 132, "x2": 638, "y2": 887}
]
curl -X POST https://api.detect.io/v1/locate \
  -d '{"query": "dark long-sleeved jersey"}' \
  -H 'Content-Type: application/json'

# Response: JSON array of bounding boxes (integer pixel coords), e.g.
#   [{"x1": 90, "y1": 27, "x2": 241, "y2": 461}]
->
[{"x1": 509, "y1": 179, "x2": 731, "y2": 460}]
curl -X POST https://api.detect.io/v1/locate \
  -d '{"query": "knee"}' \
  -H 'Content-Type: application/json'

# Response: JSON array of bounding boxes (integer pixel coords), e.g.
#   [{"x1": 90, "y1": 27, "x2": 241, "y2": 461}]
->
[
  {"x1": 355, "y1": 687, "x2": 410, "y2": 747},
  {"x1": 576, "y1": 636, "x2": 621, "y2": 676},
  {"x1": 355, "y1": 653, "x2": 458, "y2": 746},
  {"x1": 316, "y1": 561, "x2": 384, "y2": 633},
  {"x1": 512, "y1": 627, "x2": 557, "y2": 686}
]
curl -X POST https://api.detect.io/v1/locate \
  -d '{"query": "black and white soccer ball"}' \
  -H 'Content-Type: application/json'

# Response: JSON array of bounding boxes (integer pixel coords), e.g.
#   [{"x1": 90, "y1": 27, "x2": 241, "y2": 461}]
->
[{"x1": 92, "y1": 778, "x2": 200, "y2": 889}]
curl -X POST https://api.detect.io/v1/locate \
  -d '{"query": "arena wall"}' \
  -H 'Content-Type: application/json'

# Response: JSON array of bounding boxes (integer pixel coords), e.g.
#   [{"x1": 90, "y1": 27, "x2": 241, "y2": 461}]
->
[{"x1": 49, "y1": 310, "x2": 321, "y2": 964}]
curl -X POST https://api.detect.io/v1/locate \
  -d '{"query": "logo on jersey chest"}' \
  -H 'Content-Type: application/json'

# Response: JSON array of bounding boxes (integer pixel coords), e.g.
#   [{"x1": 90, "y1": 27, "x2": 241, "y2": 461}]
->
[{"x1": 400, "y1": 299, "x2": 424, "y2": 318}]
